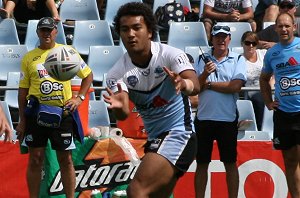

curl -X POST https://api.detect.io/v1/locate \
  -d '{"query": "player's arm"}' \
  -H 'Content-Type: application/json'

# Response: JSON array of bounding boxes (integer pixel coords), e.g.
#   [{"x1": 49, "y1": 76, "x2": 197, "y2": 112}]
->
[
  {"x1": 103, "y1": 84, "x2": 130, "y2": 121},
  {"x1": 260, "y1": 72, "x2": 278, "y2": 110},
  {"x1": 163, "y1": 67, "x2": 200, "y2": 96},
  {"x1": 16, "y1": 88, "x2": 29, "y2": 141}
]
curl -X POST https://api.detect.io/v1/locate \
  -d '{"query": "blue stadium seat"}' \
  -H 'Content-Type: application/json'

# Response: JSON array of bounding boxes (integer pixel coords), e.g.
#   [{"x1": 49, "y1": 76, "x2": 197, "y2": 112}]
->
[
  {"x1": 59, "y1": 0, "x2": 100, "y2": 23},
  {"x1": 25, "y1": 20, "x2": 67, "y2": 51},
  {"x1": 152, "y1": 0, "x2": 191, "y2": 13},
  {"x1": 0, "y1": 45, "x2": 28, "y2": 81},
  {"x1": 87, "y1": 45, "x2": 124, "y2": 82},
  {"x1": 167, "y1": 22, "x2": 209, "y2": 51},
  {"x1": 72, "y1": 20, "x2": 114, "y2": 55},
  {"x1": 89, "y1": 100, "x2": 110, "y2": 128},
  {"x1": 0, "y1": 19, "x2": 20, "y2": 44},
  {"x1": 237, "y1": 99, "x2": 258, "y2": 131},
  {"x1": 216, "y1": 22, "x2": 252, "y2": 48},
  {"x1": 104, "y1": 0, "x2": 143, "y2": 27}
]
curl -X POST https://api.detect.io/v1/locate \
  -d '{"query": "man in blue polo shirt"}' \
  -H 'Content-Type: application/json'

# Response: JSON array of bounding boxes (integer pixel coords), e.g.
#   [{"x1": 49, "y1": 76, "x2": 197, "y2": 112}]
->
[{"x1": 194, "y1": 25, "x2": 247, "y2": 198}]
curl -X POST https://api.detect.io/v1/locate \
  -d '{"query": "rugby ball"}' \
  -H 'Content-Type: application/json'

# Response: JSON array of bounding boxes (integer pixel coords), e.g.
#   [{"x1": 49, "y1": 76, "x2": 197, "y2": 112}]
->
[{"x1": 44, "y1": 45, "x2": 81, "y2": 81}]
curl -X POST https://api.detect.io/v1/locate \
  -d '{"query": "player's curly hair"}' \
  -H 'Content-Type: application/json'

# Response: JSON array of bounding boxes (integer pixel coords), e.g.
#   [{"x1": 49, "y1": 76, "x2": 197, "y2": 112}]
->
[{"x1": 113, "y1": 2, "x2": 158, "y2": 41}]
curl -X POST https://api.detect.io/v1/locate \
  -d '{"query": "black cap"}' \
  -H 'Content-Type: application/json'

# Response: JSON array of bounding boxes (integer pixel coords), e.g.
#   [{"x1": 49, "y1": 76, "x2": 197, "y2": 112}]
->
[{"x1": 37, "y1": 17, "x2": 57, "y2": 30}]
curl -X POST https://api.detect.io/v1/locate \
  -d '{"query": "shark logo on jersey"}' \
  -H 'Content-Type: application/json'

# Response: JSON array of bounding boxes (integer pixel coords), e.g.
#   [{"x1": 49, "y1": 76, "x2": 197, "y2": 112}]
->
[
  {"x1": 154, "y1": 66, "x2": 165, "y2": 78},
  {"x1": 127, "y1": 76, "x2": 138, "y2": 87},
  {"x1": 272, "y1": 51, "x2": 280, "y2": 56},
  {"x1": 141, "y1": 68, "x2": 150, "y2": 76}
]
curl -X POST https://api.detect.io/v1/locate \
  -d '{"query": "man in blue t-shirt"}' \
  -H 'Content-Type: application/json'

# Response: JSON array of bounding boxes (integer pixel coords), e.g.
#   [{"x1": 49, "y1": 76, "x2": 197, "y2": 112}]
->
[{"x1": 260, "y1": 12, "x2": 300, "y2": 197}]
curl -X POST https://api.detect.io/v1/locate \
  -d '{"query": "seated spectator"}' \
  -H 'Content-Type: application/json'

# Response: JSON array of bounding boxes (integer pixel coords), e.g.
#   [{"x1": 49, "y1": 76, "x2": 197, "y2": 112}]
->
[
  {"x1": 257, "y1": 0, "x2": 298, "y2": 49},
  {"x1": 241, "y1": 31, "x2": 274, "y2": 130},
  {"x1": 254, "y1": 0, "x2": 279, "y2": 32},
  {"x1": 0, "y1": 0, "x2": 60, "y2": 22},
  {"x1": 201, "y1": 0, "x2": 256, "y2": 42},
  {"x1": 0, "y1": 0, "x2": 60, "y2": 43}
]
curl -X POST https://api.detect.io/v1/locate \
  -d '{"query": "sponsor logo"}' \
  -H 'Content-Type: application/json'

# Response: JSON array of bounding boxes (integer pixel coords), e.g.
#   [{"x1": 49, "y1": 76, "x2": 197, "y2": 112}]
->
[
  {"x1": 40, "y1": 80, "x2": 63, "y2": 95},
  {"x1": 276, "y1": 58, "x2": 299, "y2": 69},
  {"x1": 33, "y1": 56, "x2": 41, "y2": 61},
  {"x1": 38, "y1": 69, "x2": 50, "y2": 78},
  {"x1": 272, "y1": 51, "x2": 280, "y2": 56},
  {"x1": 63, "y1": 140, "x2": 71, "y2": 145},
  {"x1": 127, "y1": 76, "x2": 138, "y2": 87},
  {"x1": 149, "y1": 138, "x2": 161, "y2": 149},
  {"x1": 279, "y1": 77, "x2": 300, "y2": 90},
  {"x1": 154, "y1": 66, "x2": 165, "y2": 78},
  {"x1": 141, "y1": 68, "x2": 150, "y2": 76},
  {"x1": 48, "y1": 161, "x2": 139, "y2": 195},
  {"x1": 25, "y1": 134, "x2": 33, "y2": 142}
]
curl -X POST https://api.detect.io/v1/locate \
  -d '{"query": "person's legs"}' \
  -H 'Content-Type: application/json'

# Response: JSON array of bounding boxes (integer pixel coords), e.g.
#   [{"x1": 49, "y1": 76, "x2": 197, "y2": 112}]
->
[
  {"x1": 282, "y1": 145, "x2": 300, "y2": 198},
  {"x1": 202, "y1": 18, "x2": 213, "y2": 43},
  {"x1": 56, "y1": 150, "x2": 75, "y2": 198},
  {"x1": 27, "y1": 147, "x2": 45, "y2": 198},
  {"x1": 195, "y1": 163, "x2": 209, "y2": 198},
  {"x1": 263, "y1": 5, "x2": 279, "y2": 23},
  {"x1": 126, "y1": 152, "x2": 178, "y2": 198},
  {"x1": 249, "y1": 92, "x2": 265, "y2": 130},
  {"x1": 224, "y1": 162, "x2": 239, "y2": 198}
]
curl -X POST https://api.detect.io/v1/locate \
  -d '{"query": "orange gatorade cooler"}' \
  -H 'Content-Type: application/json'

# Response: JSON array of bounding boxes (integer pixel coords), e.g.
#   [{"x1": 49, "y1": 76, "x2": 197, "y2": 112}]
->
[
  {"x1": 117, "y1": 100, "x2": 148, "y2": 139},
  {"x1": 71, "y1": 79, "x2": 94, "y2": 136}
]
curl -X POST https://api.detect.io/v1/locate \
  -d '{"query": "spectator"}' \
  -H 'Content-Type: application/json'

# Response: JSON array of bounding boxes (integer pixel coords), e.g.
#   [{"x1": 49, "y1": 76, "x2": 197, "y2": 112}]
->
[
  {"x1": 258, "y1": 0, "x2": 298, "y2": 49},
  {"x1": 0, "y1": 105, "x2": 12, "y2": 142},
  {"x1": 194, "y1": 25, "x2": 247, "y2": 198},
  {"x1": 16, "y1": 17, "x2": 93, "y2": 198},
  {"x1": 201, "y1": 0, "x2": 256, "y2": 42},
  {"x1": 0, "y1": 0, "x2": 60, "y2": 22},
  {"x1": 260, "y1": 12, "x2": 300, "y2": 198},
  {"x1": 104, "y1": 2, "x2": 200, "y2": 197},
  {"x1": 241, "y1": 31, "x2": 269, "y2": 130},
  {"x1": 254, "y1": 0, "x2": 279, "y2": 32}
]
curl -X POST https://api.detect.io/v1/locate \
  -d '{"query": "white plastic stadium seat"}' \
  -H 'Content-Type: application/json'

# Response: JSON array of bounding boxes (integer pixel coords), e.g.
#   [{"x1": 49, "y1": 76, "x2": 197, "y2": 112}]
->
[
  {"x1": 25, "y1": 20, "x2": 67, "y2": 51},
  {"x1": 231, "y1": 47, "x2": 244, "y2": 54},
  {"x1": 72, "y1": 20, "x2": 114, "y2": 55},
  {"x1": 237, "y1": 130, "x2": 271, "y2": 141},
  {"x1": 167, "y1": 22, "x2": 209, "y2": 51},
  {"x1": 185, "y1": 46, "x2": 211, "y2": 66},
  {"x1": 104, "y1": 0, "x2": 143, "y2": 27},
  {"x1": 0, "y1": 45, "x2": 28, "y2": 81},
  {"x1": 0, "y1": 19, "x2": 20, "y2": 44},
  {"x1": 4, "y1": 72, "x2": 20, "y2": 109},
  {"x1": 87, "y1": 45, "x2": 124, "y2": 82},
  {"x1": 59, "y1": 0, "x2": 100, "y2": 23},
  {"x1": 261, "y1": 106, "x2": 274, "y2": 139},
  {"x1": 216, "y1": 22, "x2": 252, "y2": 48},
  {"x1": 89, "y1": 100, "x2": 110, "y2": 128},
  {"x1": 237, "y1": 99, "x2": 258, "y2": 131}
]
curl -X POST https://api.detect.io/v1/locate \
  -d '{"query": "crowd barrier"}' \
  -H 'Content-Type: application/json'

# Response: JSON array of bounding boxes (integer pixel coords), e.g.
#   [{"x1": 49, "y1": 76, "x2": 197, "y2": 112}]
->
[{"x1": 0, "y1": 139, "x2": 291, "y2": 198}]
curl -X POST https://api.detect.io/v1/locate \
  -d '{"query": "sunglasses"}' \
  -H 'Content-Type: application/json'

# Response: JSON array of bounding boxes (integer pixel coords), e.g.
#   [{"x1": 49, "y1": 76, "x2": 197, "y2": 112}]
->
[
  {"x1": 244, "y1": 41, "x2": 257, "y2": 46},
  {"x1": 279, "y1": 4, "x2": 295, "y2": 9},
  {"x1": 212, "y1": 25, "x2": 230, "y2": 32}
]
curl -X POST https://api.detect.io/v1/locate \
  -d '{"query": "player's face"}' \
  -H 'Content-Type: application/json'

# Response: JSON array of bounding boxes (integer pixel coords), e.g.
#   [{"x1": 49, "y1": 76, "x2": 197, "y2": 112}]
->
[
  {"x1": 37, "y1": 28, "x2": 57, "y2": 47},
  {"x1": 119, "y1": 15, "x2": 152, "y2": 54},
  {"x1": 275, "y1": 14, "x2": 296, "y2": 44}
]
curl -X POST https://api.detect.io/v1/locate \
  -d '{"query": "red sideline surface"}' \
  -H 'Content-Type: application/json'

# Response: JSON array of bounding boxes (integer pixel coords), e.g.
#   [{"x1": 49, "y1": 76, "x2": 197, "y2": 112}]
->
[{"x1": 0, "y1": 142, "x2": 29, "y2": 198}]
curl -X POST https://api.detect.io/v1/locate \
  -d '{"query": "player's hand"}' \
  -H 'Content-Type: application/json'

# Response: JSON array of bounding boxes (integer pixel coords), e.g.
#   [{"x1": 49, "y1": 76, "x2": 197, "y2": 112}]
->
[
  {"x1": 103, "y1": 83, "x2": 126, "y2": 109},
  {"x1": 65, "y1": 97, "x2": 82, "y2": 112},
  {"x1": 163, "y1": 66, "x2": 186, "y2": 94},
  {"x1": 16, "y1": 120, "x2": 26, "y2": 143}
]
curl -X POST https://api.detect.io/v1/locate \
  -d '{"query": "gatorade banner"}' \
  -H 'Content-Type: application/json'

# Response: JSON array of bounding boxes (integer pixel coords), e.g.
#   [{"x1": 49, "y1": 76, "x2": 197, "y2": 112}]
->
[
  {"x1": 39, "y1": 138, "x2": 146, "y2": 197},
  {"x1": 0, "y1": 140, "x2": 291, "y2": 197}
]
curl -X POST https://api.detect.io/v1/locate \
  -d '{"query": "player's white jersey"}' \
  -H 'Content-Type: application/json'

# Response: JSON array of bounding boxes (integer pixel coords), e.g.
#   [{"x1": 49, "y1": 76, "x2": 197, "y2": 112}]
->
[{"x1": 106, "y1": 42, "x2": 195, "y2": 140}]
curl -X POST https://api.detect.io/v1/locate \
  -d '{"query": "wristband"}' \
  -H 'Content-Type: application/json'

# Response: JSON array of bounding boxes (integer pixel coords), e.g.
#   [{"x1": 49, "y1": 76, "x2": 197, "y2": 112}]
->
[{"x1": 182, "y1": 79, "x2": 194, "y2": 95}]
